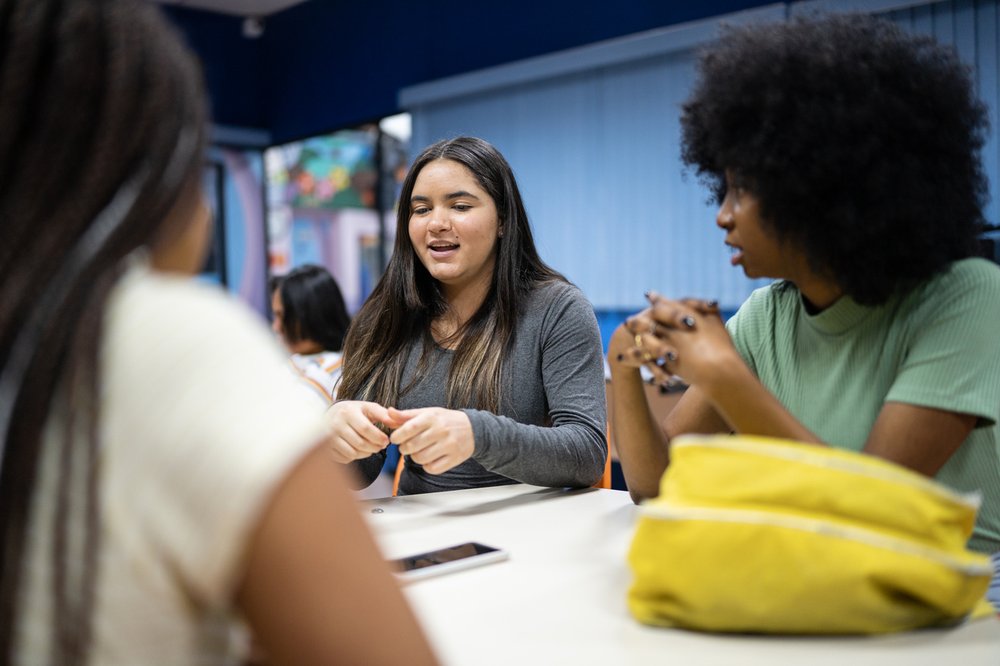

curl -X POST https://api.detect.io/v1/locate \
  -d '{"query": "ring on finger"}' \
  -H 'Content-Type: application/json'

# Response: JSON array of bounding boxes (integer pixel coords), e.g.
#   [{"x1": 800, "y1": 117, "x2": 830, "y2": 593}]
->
[{"x1": 634, "y1": 333, "x2": 644, "y2": 348}]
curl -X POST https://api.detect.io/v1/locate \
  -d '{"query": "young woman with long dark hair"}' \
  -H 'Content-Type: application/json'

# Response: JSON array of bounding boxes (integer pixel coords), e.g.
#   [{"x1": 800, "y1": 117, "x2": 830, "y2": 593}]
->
[{"x1": 327, "y1": 136, "x2": 607, "y2": 494}]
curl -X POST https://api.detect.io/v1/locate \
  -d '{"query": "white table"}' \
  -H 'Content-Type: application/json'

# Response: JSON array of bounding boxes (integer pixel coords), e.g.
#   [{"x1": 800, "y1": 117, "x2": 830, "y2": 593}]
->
[{"x1": 364, "y1": 484, "x2": 1000, "y2": 665}]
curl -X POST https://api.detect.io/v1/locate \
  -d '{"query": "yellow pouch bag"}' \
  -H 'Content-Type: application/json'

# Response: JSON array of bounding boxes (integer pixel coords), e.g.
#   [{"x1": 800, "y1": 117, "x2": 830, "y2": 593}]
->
[{"x1": 627, "y1": 435, "x2": 993, "y2": 634}]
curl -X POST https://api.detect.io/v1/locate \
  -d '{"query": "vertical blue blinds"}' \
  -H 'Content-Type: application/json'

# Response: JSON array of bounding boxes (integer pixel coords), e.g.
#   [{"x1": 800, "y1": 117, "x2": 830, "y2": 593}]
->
[{"x1": 402, "y1": 0, "x2": 997, "y2": 310}]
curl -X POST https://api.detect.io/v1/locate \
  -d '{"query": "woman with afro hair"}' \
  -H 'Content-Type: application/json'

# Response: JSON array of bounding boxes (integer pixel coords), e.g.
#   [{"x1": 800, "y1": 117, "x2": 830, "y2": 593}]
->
[{"x1": 607, "y1": 13, "x2": 1000, "y2": 601}]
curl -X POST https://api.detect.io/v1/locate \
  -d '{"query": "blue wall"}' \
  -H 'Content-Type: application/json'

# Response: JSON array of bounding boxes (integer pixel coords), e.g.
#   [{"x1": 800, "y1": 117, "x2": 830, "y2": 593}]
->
[
  {"x1": 397, "y1": 0, "x2": 1000, "y2": 336},
  {"x1": 161, "y1": 6, "x2": 267, "y2": 129},
  {"x1": 401, "y1": 5, "x2": 787, "y2": 314},
  {"x1": 164, "y1": 0, "x2": 1000, "y2": 346},
  {"x1": 163, "y1": 0, "x2": 777, "y2": 142}
]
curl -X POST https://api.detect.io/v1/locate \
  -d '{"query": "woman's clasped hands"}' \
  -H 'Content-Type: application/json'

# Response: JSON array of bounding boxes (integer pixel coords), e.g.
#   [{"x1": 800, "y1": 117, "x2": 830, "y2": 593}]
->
[
  {"x1": 618, "y1": 292, "x2": 739, "y2": 392},
  {"x1": 324, "y1": 401, "x2": 475, "y2": 474}
]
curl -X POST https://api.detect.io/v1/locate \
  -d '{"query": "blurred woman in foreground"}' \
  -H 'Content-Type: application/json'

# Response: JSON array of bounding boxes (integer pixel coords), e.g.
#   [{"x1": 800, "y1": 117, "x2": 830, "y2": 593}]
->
[{"x1": 0, "y1": 1, "x2": 438, "y2": 663}]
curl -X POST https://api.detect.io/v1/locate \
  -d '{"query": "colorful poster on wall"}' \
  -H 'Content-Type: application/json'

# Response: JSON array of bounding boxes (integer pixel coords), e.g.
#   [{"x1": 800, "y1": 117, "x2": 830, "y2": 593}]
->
[
  {"x1": 270, "y1": 128, "x2": 378, "y2": 210},
  {"x1": 265, "y1": 124, "x2": 405, "y2": 313}
]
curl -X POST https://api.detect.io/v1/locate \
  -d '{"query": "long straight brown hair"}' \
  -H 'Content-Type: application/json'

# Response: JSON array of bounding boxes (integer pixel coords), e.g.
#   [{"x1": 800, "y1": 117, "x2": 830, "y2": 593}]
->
[
  {"x1": 0, "y1": 1, "x2": 207, "y2": 662},
  {"x1": 337, "y1": 137, "x2": 565, "y2": 411}
]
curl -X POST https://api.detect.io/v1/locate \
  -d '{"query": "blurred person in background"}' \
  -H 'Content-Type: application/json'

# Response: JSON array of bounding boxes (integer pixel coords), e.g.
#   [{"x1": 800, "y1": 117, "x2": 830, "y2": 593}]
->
[{"x1": 271, "y1": 264, "x2": 351, "y2": 406}]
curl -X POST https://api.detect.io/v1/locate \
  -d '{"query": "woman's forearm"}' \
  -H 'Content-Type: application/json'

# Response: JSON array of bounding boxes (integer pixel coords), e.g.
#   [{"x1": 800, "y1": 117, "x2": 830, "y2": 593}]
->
[
  {"x1": 607, "y1": 327, "x2": 671, "y2": 502},
  {"x1": 699, "y1": 361, "x2": 822, "y2": 444}
]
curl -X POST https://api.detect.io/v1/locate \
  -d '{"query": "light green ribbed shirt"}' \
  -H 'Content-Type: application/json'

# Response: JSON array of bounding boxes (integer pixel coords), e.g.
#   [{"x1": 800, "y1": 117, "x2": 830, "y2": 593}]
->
[{"x1": 727, "y1": 258, "x2": 1000, "y2": 553}]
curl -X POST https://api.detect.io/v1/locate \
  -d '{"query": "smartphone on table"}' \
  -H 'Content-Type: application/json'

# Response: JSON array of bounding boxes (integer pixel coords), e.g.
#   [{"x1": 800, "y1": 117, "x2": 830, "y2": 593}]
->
[{"x1": 391, "y1": 542, "x2": 508, "y2": 581}]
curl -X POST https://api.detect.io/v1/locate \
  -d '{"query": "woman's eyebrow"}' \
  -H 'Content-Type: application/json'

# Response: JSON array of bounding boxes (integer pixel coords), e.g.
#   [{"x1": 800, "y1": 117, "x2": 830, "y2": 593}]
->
[
  {"x1": 410, "y1": 190, "x2": 481, "y2": 204},
  {"x1": 445, "y1": 190, "x2": 479, "y2": 200}
]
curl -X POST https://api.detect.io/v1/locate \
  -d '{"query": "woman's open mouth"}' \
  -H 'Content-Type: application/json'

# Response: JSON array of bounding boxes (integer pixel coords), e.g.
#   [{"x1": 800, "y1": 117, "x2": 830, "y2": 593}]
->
[
  {"x1": 429, "y1": 242, "x2": 459, "y2": 257},
  {"x1": 727, "y1": 242, "x2": 743, "y2": 266}
]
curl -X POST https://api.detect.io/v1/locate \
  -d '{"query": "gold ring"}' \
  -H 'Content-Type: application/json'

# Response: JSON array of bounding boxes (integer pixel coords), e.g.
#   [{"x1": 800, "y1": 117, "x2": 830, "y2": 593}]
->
[{"x1": 634, "y1": 333, "x2": 644, "y2": 348}]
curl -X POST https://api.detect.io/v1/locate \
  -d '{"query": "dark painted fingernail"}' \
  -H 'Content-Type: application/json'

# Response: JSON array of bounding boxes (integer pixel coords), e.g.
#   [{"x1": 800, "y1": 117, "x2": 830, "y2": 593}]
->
[
  {"x1": 682, "y1": 316, "x2": 695, "y2": 328},
  {"x1": 707, "y1": 300, "x2": 719, "y2": 309},
  {"x1": 615, "y1": 354, "x2": 624, "y2": 362},
  {"x1": 666, "y1": 351, "x2": 678, "y2": 361}
]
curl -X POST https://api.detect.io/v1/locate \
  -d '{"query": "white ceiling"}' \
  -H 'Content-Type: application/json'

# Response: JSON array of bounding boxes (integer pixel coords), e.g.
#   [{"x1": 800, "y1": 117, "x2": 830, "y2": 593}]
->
[{"x1": 155, "y1": 0, "x2": 307, "y2": 17}]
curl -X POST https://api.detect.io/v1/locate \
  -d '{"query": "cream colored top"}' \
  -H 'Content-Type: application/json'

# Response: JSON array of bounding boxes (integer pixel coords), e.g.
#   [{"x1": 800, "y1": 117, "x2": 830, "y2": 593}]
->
[{"x1": 15, "y1": 264, "x2": 325, "y2": 665}]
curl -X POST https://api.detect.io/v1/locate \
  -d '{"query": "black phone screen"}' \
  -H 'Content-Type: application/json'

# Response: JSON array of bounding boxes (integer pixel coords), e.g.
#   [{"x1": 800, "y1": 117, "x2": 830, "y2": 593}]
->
[{"x1": 396, "y1": 542, "x2": 499, "y2": 571}]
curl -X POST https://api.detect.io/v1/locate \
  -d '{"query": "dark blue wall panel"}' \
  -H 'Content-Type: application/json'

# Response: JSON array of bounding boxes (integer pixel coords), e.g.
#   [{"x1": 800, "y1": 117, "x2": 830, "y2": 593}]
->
[
  {"x1": 162, "y1": 0, "x2": 777, "y2": 141},
  {"x1": 161, "y1": 6, "x2": 267, "y2": 128}
]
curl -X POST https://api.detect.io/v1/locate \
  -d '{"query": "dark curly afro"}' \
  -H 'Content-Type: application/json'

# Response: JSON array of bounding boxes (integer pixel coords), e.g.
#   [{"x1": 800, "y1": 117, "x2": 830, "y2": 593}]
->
[{"x1": 680, "y1": 13, "x2": 989, "y2": 305}]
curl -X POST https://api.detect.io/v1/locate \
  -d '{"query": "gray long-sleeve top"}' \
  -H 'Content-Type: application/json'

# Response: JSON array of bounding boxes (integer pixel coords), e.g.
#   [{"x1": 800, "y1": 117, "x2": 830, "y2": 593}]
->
[{"x1": 352, "y1": 280, "x2": 607, "y2": 494}]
